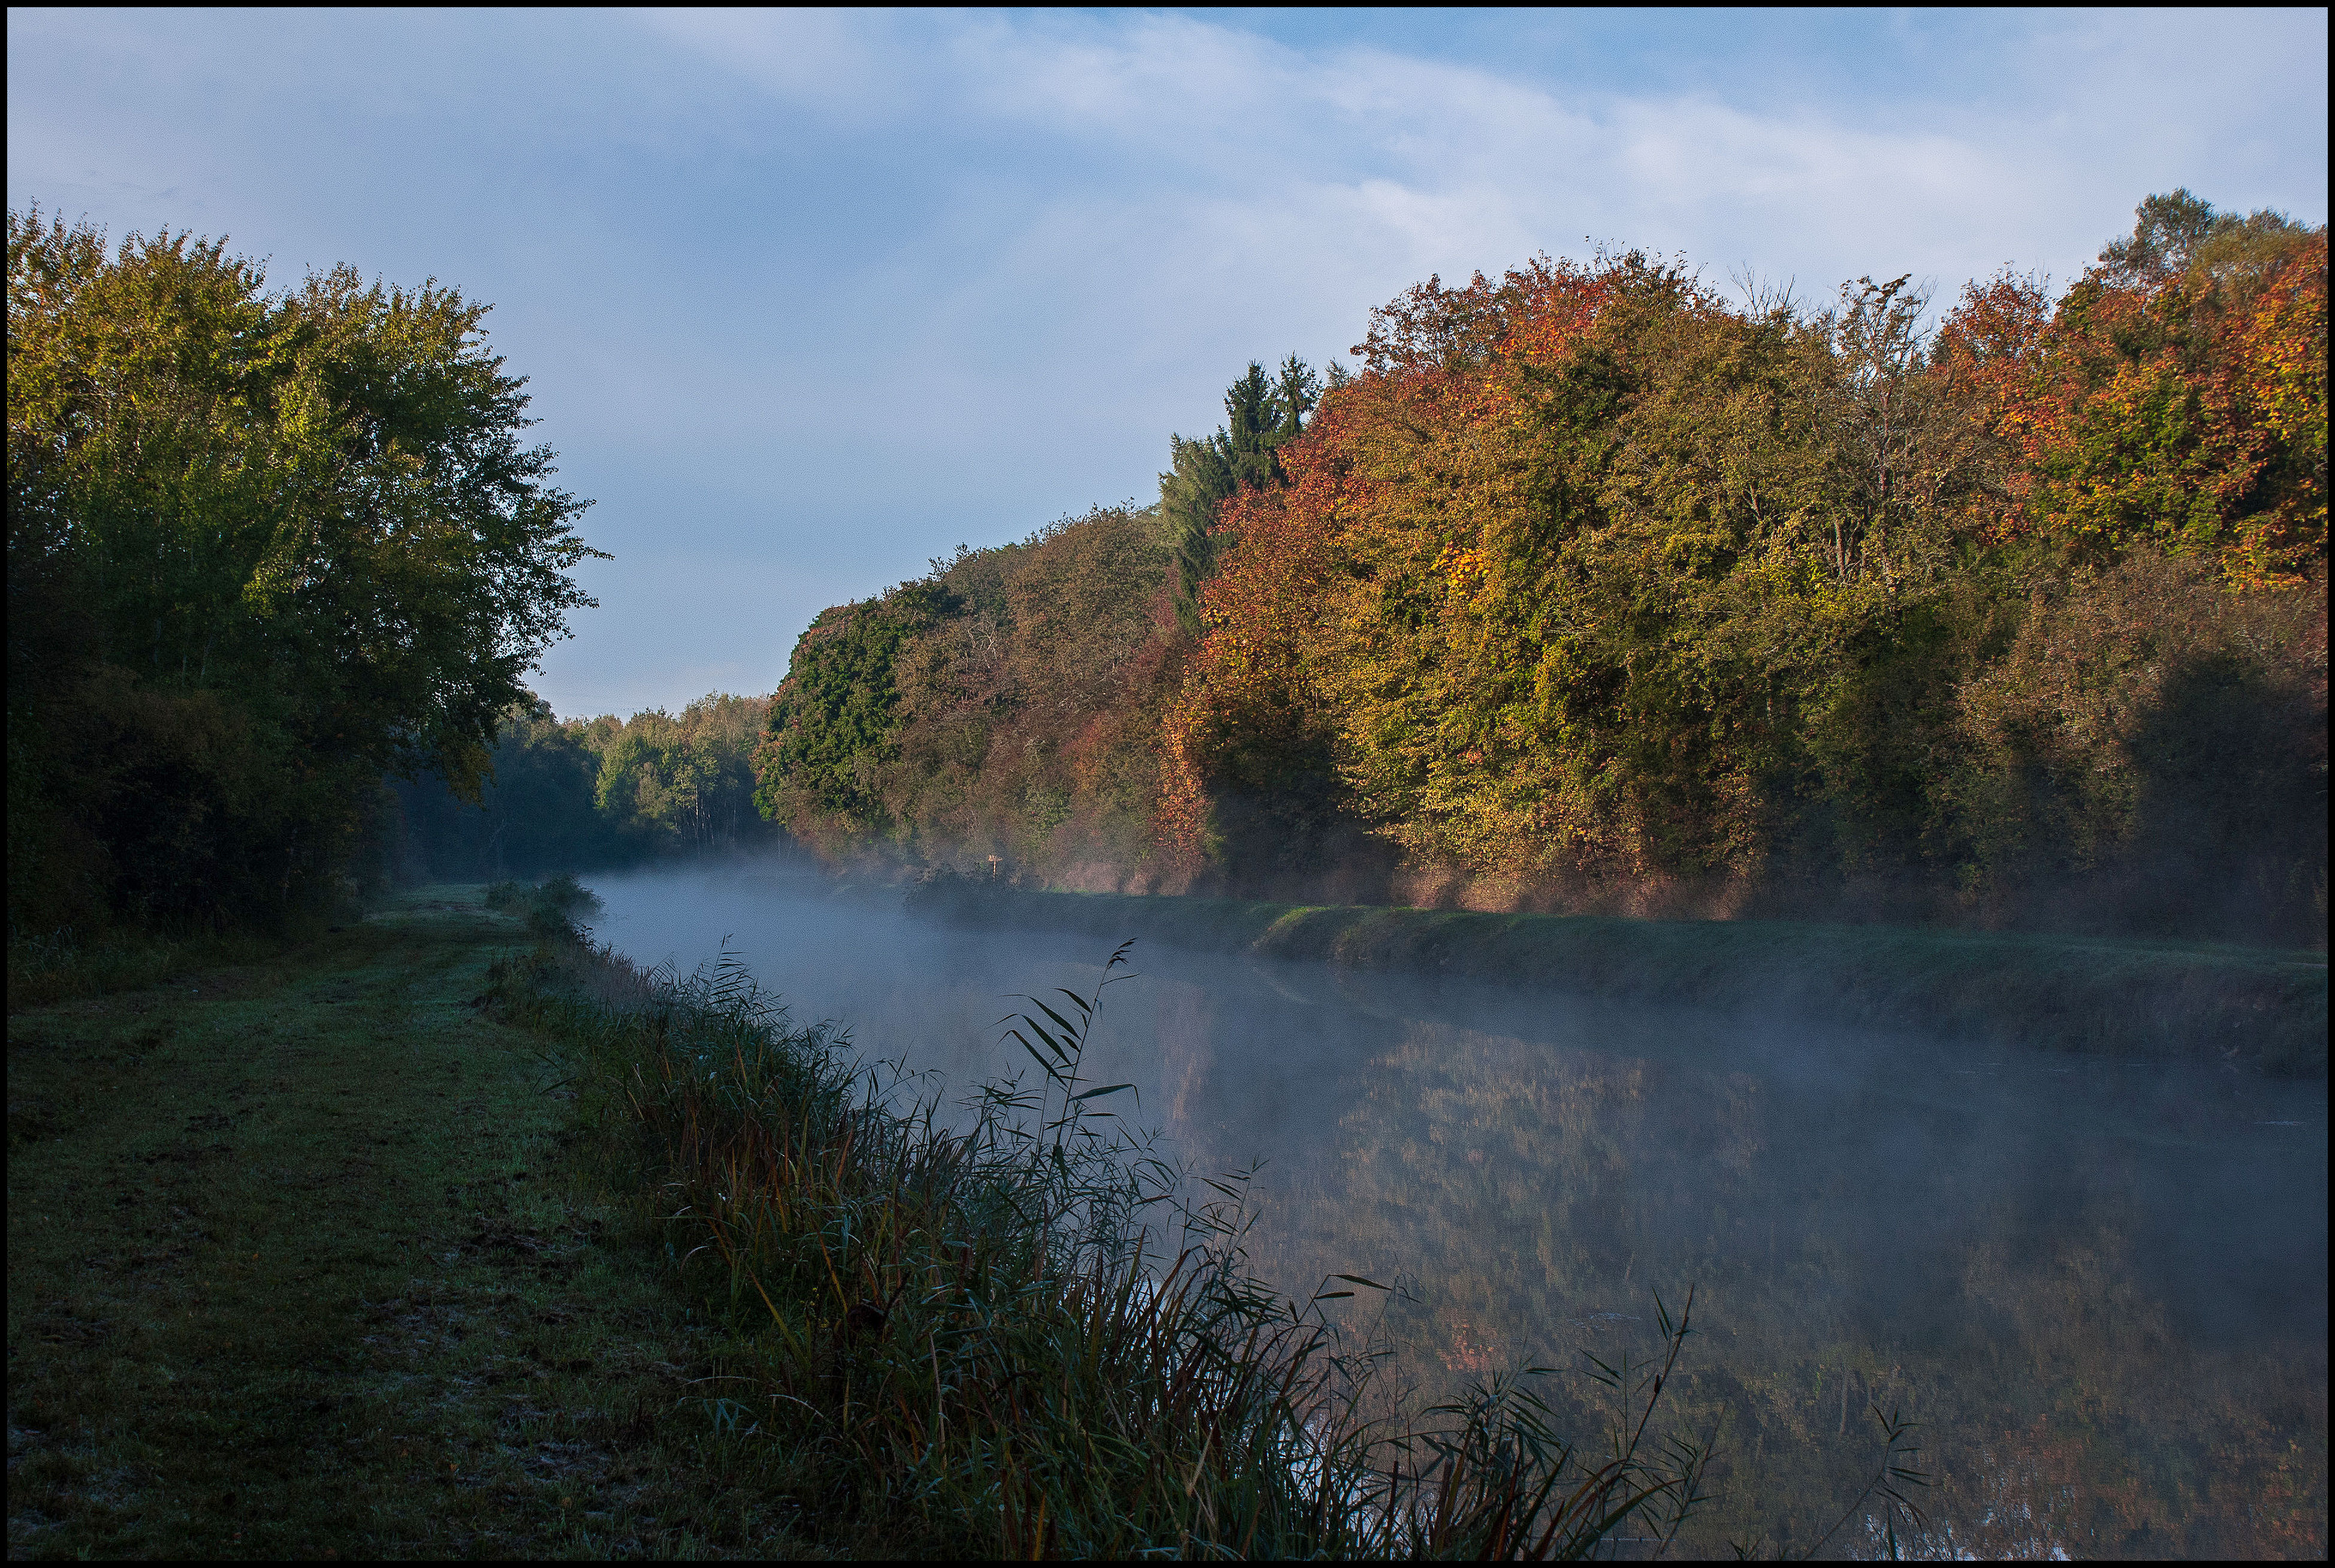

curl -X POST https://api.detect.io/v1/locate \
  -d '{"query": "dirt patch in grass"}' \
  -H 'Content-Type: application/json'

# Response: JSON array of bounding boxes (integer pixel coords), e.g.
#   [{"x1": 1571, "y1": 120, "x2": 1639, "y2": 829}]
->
[{"x1": 6, "y1": 888, "x2": 815, "y2": 1560}]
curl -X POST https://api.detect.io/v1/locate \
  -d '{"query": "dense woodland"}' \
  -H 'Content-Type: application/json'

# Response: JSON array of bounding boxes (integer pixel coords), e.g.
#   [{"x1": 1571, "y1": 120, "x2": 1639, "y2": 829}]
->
[
  {"x1": 760, "y1": 191, "x2": 2327, "y2": 943},
  {"x1": 10, "y1": 191, "x2": 2324, "y2": 945},
  {"x1": 391, "y1": 692, "x2": 776, "y2": 879}
]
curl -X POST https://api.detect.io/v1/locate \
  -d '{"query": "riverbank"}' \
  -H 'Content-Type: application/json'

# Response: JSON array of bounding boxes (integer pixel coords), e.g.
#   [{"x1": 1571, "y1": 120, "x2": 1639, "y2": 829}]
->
[
  {"x1": 5, "y1": 887, "x2": 811, "y2": 1558},
  {"x1": 906, "y1": 880, "x2": 2330, "y2": 1075},
  {"x1": 8, "y1": 884, "x2": 1725, "y2": 1558},
  {"x1": 494, "y1": 882, "x2": 1720, "y2": 1558}
]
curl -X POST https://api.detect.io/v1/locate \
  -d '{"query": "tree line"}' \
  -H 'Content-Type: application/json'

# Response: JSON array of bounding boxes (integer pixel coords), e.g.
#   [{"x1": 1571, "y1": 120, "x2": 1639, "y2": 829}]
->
[
  {"x1": 758, "y1": 191, "x2": 2326, "y2": 942},
  {"x1": 390, "y1": 692, "x2": 777, "y2": 880},
  {"x1": 13, "y1": 191, "x2": 2319, "y2": 944},
  {"x1": 5, "y1": 209, "x2": 792, "y2": 922}
]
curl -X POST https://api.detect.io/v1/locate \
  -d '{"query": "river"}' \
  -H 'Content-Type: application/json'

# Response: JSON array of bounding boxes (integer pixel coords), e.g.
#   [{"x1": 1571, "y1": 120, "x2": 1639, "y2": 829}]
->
[{"x1": 579, "y1": 857, "x2": 2328, "y2": 1557}]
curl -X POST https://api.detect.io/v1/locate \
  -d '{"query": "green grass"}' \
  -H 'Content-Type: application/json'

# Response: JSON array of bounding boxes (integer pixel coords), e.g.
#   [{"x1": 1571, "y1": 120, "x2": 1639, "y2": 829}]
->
[
  {"x1": 7, "y1": 924, "x2": 288, "y2": 1013},
  {"x1": 7, "y1": 886, "x2": 814, "y2": 1559},
  {"x1": 906, "y1": 881, "x2": 2330, "y2": 1074}
]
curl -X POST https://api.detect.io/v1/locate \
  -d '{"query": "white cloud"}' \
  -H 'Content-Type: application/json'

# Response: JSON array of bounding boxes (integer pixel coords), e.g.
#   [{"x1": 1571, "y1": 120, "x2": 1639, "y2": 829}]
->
[
  {"x1": 632, "y1": 7, "x2": 906, "y2": 122},
  {"x1": 638, "y1": 8, "x2": 2308, "y2": 333}
]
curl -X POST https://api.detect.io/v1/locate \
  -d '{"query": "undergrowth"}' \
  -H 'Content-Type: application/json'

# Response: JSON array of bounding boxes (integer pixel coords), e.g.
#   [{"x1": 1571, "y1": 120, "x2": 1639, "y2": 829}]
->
[
  {"x1": 5, "y1": 923, "x2": 285, "y2": 1012},
  {"x1": 489, "y1": 884, "x2": 1766, "y2": 1558}
]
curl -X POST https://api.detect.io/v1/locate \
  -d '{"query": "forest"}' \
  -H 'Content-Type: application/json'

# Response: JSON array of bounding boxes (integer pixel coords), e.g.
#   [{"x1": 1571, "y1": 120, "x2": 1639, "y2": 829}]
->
[
  {"x1": 757, "y1": 189, "x2": 2328, "y2": 944},
  {"x1": 388, "y1": 693, "x2": 777, "y2": 881},
  {"x1": 11, "y1": 191, "x2": 2322, "y2": 945}
]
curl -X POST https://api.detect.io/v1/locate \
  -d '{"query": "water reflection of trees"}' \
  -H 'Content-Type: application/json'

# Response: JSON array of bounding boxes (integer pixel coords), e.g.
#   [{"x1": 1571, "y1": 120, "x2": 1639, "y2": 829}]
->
[{"x1": 1147, "y1": 996, "x2": 2327, "y2": 1557}]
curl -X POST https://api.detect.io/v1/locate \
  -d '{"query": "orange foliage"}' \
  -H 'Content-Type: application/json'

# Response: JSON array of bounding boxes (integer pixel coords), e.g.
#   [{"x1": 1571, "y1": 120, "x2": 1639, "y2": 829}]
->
[
  {"x1": 1159, "y1": 228, "x2": 2324, "y2": 927},
  {"x1": 1937, "y1": 234, "x2": 2327, "y2": 587},
  {"x1": 1155, "y1": 426, "x2": 1354, "y2": 875},
  {"x1": 1158, "y1": 258, "x2": 1633, "y2": 879}
]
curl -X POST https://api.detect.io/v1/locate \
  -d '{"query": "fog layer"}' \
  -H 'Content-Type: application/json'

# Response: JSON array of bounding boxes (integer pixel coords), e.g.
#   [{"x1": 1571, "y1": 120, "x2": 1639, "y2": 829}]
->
[{"x1": 581, "y1": 855, "x2": 2330, "y2": 1555}]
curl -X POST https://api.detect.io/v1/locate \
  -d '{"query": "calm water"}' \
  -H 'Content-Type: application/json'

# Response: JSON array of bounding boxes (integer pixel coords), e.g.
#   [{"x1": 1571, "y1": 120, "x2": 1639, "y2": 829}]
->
[{"x1": 580, "y1": 859, "x2": 2329, "y2": 1557}]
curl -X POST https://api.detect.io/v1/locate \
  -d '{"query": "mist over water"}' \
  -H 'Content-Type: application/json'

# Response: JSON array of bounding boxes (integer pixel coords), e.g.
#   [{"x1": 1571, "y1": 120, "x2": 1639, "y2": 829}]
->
[{"x1": 580, "y1": 855, "x2": 2329, "y2": 1556}]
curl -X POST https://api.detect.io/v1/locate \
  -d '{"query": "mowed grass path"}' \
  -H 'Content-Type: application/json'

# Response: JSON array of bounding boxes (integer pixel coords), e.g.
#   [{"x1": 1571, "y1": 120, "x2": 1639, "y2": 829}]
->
[{"x1": 7, "y1": 889, "x2": 811, "y2": 1560}]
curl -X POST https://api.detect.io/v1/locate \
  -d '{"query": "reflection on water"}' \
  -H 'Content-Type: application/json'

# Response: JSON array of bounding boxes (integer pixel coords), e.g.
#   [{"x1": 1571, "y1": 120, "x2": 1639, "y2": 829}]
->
[{"x1": 581, "y1": 860, "x2": 2329, "y2": 1557}]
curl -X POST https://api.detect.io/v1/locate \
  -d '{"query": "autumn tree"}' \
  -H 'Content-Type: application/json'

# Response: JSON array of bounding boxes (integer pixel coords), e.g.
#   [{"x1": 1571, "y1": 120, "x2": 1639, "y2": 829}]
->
[
  {"x1": 746, "y1": 190, "x2": 2322, "y2": 938},
  {"x1": 1936, "y1": 191, "x2": 2325, "y2": 586},
  {"x1": 1162, "y1": 213, "x2": 2321, "y2": 933},
  {"x1": 753, "y1": 505, "x2": 1186, "y2": 883}
]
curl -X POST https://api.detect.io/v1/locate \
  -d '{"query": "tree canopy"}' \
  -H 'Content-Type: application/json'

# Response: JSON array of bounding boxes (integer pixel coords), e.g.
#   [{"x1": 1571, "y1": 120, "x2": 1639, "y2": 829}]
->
[
  {"x1": 8, "y1": 208, "x2": 605, "y2": 930},
  {"x1": 1161, "y1": 355, "x2": 1321, "y2": 633},
  {"x1": 753, "y1": 192, "x2": 2325, "y2": 940}
]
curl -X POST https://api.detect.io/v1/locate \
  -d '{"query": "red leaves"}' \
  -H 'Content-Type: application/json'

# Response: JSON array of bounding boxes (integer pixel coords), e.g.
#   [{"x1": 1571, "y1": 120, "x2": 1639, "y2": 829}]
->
[{"x1": 1934, "y1": 234, "x2": 2327, "y2": 586}]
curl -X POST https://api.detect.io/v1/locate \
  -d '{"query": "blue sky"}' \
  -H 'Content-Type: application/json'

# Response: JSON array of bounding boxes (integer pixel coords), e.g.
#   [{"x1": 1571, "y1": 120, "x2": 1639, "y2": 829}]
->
[{"x1": 9, "y1": 8, "x2": 2326, "y2": 717}]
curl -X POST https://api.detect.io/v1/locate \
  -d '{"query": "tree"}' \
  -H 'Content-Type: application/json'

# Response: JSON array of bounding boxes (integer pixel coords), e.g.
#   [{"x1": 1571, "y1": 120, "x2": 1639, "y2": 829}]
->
[
  {"x1": 744, "y1": 194, "x2": 2322, "y2": 938},
  {"x1": 1938, "y1": 192, "x2": 2325, "y2": 587},
  {"x1": 2096, "y1": 188, "x2": 2226, "y2": 286},
  {"x1": 7, "y1": 207, "x2": 604, "y2": 930},
  {"x1": 1161, "y1": 355, "x2": 1321, "y2": 633},
  {"x1": 595, "y1": 693, "x2": 771, "y2": 854},
  {"x1": 753, "y1": 586, "x2": 954, "y2": 830},
  {"x1": 754, "y1": 506, "x2": 1182, "y2": 881},
  {"x1": 391, "y1": 697, "x2": 623, "y2": 879}
]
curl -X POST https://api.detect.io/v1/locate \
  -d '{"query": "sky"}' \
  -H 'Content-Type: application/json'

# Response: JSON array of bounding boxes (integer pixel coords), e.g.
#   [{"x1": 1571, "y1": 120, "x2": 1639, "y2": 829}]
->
[{"x1": 9, "y1": 8, "x2": 2327, "y2": 718}]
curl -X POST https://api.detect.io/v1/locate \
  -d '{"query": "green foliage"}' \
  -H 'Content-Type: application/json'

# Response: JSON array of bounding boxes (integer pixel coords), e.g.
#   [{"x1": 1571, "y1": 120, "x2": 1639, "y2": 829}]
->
[
  {"x1": 756, "y1": 504, "x2": 1181, "y2": 880},
  {"x1": 393, "y1": 699, "x2": 623, "y2": 879},
  {"x1": 1953, "y1": 191, "x2": 2325, "y2": 586},
  {"x1": 593, "y1": 693, "x2": 770, "y2": 854},
  {"x1": 2094, "y1": 186, "x2": 2315, "y2": 293},
  {"x1": 753, "y1": 593, "x2": 945, "y2": 828},
  {"x1": 2097, "y1": 188, "x2": 2228, "y2": 285},
  {"x1": 7, "y1": 207, "x2": 603, "y2": 934},
  {"x1": 484, "y1": 870, "x2": 602, "y2": 939},
  {"x1": 1946, "y1": 551, "x2": 2327, "y2": 936},
  {"x1": 1162, "y1": 355, "x2": 1321, "y2": 634},
  {"x1": 395, "y1": 693, "x2": 779, "y2": 879}
]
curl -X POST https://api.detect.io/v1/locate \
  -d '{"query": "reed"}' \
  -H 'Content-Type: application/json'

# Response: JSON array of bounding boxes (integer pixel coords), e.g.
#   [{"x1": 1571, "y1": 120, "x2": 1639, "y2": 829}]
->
[{"x1": 493, "y1": 885, "x2": 1714, "y2": 1558}]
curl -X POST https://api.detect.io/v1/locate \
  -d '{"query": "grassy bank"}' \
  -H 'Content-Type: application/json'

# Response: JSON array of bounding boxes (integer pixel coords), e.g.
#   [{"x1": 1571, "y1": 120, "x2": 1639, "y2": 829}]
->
[
  {"x1": 904, "y1": 881, "x2": 2330, "y2": 1075},
  {"x1": 7, "y1": 887, "x2": 813, "y2": 1558}
]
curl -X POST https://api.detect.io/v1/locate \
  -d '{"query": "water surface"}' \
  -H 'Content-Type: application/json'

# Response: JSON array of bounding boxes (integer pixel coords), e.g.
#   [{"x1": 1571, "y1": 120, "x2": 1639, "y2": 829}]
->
[{"x1": 581, "y1": 858, "x2": 2328, "y2": 1557}]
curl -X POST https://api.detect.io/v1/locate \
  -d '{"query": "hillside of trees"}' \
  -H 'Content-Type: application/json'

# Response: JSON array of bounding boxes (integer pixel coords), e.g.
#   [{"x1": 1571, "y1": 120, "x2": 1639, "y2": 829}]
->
[{"x1": 757, "y1": 191, "x2": 2327, "y2": 943}]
